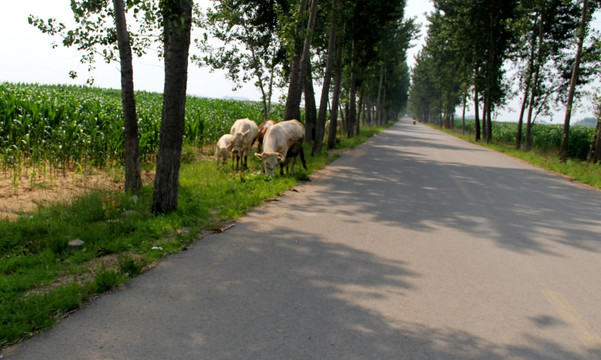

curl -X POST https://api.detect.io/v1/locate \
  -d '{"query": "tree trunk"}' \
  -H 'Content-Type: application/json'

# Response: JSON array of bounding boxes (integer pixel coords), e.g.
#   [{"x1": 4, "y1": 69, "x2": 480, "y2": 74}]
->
[
  {"x1": 517, "y1": 81, "x2": 530, "y2": 149},
  {"x1": 313, "y1": 0, "x2": 337, "y2": 155},
  {"x1": 356, "y1": 85, "x2": 364, "y2": 135},
  {"x1": 376, "y1": 63, "x2": 385, "y2": 125},
  {"x1": 347, "y1": 38, "x2": 358, "y2": 138},
  {"x1": 486, "y1": 101, "x2": 492, "y2": 142},
  {"x1": 151, "y1": 0, "x2": 193, "y2": 215},
  {"x1": 327, "y1": 33, "x2": 344, "y2": 150},
  {"x1": 517, "y1": 16, "x2": 539, "y2": 150},
  {"x1": 481, "y1": 100, "x2": 487, "y2": 142},
  {"x1": 588, "y1": 119, "x2": 601, "y2": 163},
  {"x1": 560, "y1": 0, "x2": 588, "y2": 162},
  {"x1": 474, "y1": 75, "x2": 481, "y2": 141},
  {"x1": 304, "y1": 61, "x2": 317, "y2": 142},
  {"x1": 284, "y1": 0, "x2": 319, "y2": 121},
  {"x1": 526, "y1": 12, "x2": 545, "y2": 151},
  {"x1": 112, "y1": 0, "x2": 142, "y2": 193},
  {"x1": 379, "y1": 67, "x2": 388, "y2": 125},
  {"x1": 461, "y1": 90, "x2": 467, "y2": 135}
]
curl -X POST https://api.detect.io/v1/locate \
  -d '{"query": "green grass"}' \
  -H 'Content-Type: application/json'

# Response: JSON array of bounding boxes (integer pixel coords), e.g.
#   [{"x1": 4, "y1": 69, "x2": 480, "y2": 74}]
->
[
  {"x1": 0, "y1": 124, "x2": 390, "y2": 347},
  {"x1": 433, "y1": 124, "x2": 601, "y2": 190}
]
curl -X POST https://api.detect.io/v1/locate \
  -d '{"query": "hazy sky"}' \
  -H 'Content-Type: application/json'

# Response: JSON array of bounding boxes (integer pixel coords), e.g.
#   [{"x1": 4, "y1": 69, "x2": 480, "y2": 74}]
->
[
  {"x1": 0, "y1": 0, "x2": 595, "y2": 121},
  {"x1": 0, "y1": 0, "x2": 429, "y2": 98}
]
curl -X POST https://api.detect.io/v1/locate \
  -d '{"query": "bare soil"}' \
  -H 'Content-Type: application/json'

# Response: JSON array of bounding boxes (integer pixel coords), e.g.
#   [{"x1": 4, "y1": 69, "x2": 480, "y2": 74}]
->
[
  {"x1": 0, "y1": 169, "x2": 155, "y2": 221},
  {"x1": 0, "y1": 145, "x2": 215, "y2": 221}
]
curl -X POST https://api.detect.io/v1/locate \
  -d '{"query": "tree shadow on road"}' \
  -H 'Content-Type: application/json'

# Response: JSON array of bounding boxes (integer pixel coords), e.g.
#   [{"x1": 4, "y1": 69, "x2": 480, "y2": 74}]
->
[
  {"x1": 6, "y1": 122, "x2": 598, "y2": 360},
  {"x1": 304, "y1": 122, "x2": 601, "y2": 256}
]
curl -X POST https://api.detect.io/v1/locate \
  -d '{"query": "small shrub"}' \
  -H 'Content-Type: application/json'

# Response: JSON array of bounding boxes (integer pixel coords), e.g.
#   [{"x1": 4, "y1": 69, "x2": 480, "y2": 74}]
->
[
  {"x1": 93, "y1": 268, "x2": 121, "y2": 293},
  {"x1": 118, "y1": 255, "x2": 143, "y2": 277}
]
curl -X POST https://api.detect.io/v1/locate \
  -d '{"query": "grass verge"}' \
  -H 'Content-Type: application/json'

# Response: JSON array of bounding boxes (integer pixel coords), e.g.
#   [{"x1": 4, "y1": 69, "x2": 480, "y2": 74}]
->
[
  {"x1": 0, "y1": 124, "x2": 390, "y2": 348},
  {"x1": 432, "y1": 125, "x2": 601, "y2": 190}
]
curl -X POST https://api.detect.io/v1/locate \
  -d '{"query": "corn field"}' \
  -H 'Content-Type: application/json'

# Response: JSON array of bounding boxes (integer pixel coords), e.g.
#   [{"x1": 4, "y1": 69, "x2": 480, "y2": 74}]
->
[
  {"x1": 0, "y1": 82, "x2": 283, "y2": 184},
  {"x1": 456, "y1": 119, "x2": 594, "y2": 159}
]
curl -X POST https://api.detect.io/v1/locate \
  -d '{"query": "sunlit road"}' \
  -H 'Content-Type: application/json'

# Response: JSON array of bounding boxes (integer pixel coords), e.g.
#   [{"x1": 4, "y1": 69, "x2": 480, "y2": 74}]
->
[{"x1": 6, "y1": 119, "x2": 601, "y2": 359}]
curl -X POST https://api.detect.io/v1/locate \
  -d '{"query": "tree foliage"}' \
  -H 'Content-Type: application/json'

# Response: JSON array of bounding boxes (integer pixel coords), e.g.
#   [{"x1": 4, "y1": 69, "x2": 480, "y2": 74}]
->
[
  {"x1": 410, "y1": 0, "x2": 601, "y2": 158},
  {"x1": 29, "y1": 0, "x2": 160, "y2": 84},
  {"x1": 195, "y1": 0, "x2": 287, "y2": 120}
]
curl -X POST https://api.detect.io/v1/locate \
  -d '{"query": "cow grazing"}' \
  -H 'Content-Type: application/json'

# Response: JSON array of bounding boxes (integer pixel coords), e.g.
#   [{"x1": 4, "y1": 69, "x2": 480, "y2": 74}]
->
[
  {"x1": 257, "y1": 119, "x2": 277, "y2": 153},
  {"x1": 325, "y1": 118, "x2": 343, "y2": 137},
  {"x1": 255, "y1": 119, "x2": 307, "y2": 177},
  {"x1": 215, "y1": 133, "x2": 233, "y2": 167},
  {"x1": 230, "y1": 118, "x2": 259, "y2": 170}
]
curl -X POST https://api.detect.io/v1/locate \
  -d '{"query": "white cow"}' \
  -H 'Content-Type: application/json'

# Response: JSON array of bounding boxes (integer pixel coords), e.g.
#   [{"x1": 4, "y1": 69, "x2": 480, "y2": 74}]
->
[
  {"x1": 255, "y1": 119, "x2": 307, "y2": 177},
  {"x1": 230, "y1": 118, "x2": 258, "y2": 170},
  {"x1": 215, "y1": 133, "x2": 233, "y2": 167},
  {"x1": 325, "y1": 118, "x2": 343, "y2": 137}
]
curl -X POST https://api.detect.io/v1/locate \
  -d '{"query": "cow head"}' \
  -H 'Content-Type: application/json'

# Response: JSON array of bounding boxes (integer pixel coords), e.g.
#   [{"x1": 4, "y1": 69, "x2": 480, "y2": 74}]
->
[{"x1": 255, "y1": 151, "x2": 285, "y2": 177}]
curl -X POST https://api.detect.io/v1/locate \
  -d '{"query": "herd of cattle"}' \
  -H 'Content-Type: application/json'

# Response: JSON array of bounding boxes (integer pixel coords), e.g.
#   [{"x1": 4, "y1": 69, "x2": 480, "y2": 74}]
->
[{"x1": 215, "y1": 118, "x2": 309, "y2": 177}]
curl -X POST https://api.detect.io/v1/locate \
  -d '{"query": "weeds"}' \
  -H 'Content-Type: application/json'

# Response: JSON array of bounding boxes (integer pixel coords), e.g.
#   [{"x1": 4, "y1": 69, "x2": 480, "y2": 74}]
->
[{"x1": 437, "y1": 123, "x2": 601, "y2": 190}]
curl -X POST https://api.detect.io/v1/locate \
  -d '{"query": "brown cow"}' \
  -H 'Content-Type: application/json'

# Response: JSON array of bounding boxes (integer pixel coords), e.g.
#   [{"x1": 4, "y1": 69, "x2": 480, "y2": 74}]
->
[{"x1": 257, "y1": 119, "x2": 277, "y2": 153}]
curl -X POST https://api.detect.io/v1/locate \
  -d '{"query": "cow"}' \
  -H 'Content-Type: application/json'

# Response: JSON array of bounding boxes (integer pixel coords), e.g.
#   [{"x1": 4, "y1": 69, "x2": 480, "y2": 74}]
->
[
  {"x1": 215, "y1": 133, "x2": 233, "y2": 168},
  {"x1": 257, "y1": 119, "x2": 277, "y2": 153},
  {"x1": 325, "y1": 118, "x2": 343, "y2": 137},
  {"x1": 255, "y1": 119, "x2": 307, "y2": 177},
  {"x1": 230, "y1": 118, "x2": 259, "y2": 170}
]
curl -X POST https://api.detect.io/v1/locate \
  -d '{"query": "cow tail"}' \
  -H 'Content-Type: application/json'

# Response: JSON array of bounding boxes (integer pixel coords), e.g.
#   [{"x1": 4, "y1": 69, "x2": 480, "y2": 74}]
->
[{"x1": 300, "y1": 146, "x2": 307, "y2": 170}]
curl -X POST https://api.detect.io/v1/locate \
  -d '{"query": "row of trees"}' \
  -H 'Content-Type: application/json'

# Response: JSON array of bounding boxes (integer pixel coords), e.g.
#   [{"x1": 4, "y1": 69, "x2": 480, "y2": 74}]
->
[
  {"x1": 29, "y1": 0, "x2": 415, "y2": 214},
  {"x1": 408, "y1": 0, "x2": 601, "y2": 163},
  {"x1": 198, "y1": 0, "x2": 416, "y2": 154}
]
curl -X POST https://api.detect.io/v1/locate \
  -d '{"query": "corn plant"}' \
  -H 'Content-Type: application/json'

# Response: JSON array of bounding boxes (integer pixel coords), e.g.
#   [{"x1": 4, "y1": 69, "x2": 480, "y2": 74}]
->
[{"x1": 0, "y1": 82, "x2": 285, "y2": 184}]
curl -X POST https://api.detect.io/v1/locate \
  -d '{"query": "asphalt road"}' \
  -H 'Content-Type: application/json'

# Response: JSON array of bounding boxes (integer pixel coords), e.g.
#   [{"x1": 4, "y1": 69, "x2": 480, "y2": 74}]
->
[{"x1": 5, "y1": 119, "x2": 601, "y2": 359}]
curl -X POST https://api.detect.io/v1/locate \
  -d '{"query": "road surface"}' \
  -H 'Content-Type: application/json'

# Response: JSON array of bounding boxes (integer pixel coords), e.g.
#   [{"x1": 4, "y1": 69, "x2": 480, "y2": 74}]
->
[{"x1": 5, "y1": 119, "x2": 601, "y2": 359}]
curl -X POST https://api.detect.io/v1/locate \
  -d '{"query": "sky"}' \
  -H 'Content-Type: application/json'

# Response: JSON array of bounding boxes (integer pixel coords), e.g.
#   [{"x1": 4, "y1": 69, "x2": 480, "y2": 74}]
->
[{"x1": 0, "y1": 0, "x2": 596, "y2": 122}]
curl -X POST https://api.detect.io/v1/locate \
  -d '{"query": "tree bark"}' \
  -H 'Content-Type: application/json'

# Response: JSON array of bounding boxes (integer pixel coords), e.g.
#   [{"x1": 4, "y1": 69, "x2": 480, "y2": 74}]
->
[
  {"x1": 284, "y1": 0, "x2": 319, "y2": 121},
  {"x1": 312, "y1": 0, "x2": 337, "y2": 155},
  {"x1": 376, "y1": 63, "x2": 385, "y2": 125},
  {"x1": 473, "y1": 73, "x2": 481, "y2": 142},
  {"x1": 588, "y1": 119, "x2": 601, "y2": 163},
  {"x1": 112, "y1": 0, "x2": 142, "y2": 193},
  {"x1": 304, "y1": 61, "x2": 317, "y2": 142},
  {"x1": 327, "y1": 33, "x2": 344, "y2": 149},
  {"x1": 461, "y1": 90, "x2": 467, "y2": 135},
  {"x1": 517, "y1": 15, "x2": 538, "y2": 150},
  {"x1": 151, "y1": 0, "x2": 193, "y2": 215},
  {"x1": 356, "y1": 85, "x2": 364, "y2": 135},
  {"x1": 560, "y1": 0, "x2": 588, "y2": 162},
  {"x1": 347, "y1": 38, "x2": 357, "y2": 138},
  {"x1": 517, "y1": 78, "x2": 530, "y2": 149}
]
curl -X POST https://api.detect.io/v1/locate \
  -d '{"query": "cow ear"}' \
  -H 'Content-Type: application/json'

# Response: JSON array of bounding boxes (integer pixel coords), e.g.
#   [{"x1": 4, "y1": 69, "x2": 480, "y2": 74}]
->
[
  {"x1": 255, "y1": 153, "x2": 263, "y2": 160},
  {"x1": 277, "y1": 153, "x2": 285, "y2": 162},
  {"x1": 227, "y1": 143, "x2": 233, "y2": 150}
]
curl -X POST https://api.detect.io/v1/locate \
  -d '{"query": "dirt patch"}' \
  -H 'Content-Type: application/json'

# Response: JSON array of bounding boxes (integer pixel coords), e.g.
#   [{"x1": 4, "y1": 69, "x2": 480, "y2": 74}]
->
[
  {"x1": 0, "y1": 145, "x2": 216, "y2": 221},
  {"x1": 0, "y1": 169, "x2": 155, "y2": 221}
]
